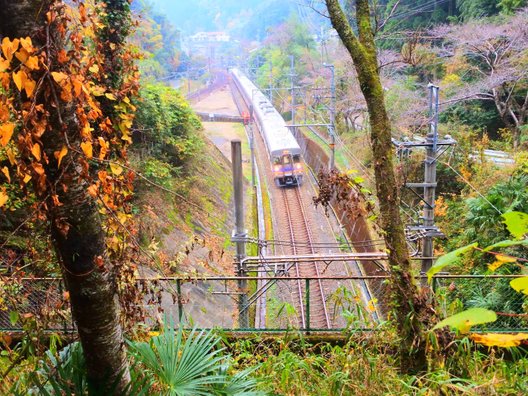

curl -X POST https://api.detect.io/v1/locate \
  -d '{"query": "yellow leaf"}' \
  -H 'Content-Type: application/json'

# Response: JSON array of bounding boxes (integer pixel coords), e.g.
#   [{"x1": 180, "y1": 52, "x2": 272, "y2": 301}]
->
[
  {"x1": 105, "y1": 93, "x2": 117, "y2": 101},
  {"x1": 24, "y1": 77, "x2": 36, "y2": 98},
  {"x1": 19, "y1": 37, "x2": 33, "y2": 52},
  {"x1": 72, "y1": 79, "x2": 83, "y2": 97},
  {"x1": 12, "y1": 70, "x2": 25, "y2": 91},
  {"x1": 89, "y1": 64, "x2": 99, "y2": 73},
  {"x1": 98, "y1": 137, "x2": 108, "y2": 160},
  {"x1": 31, "y1": 143, "x2": 41, "y2": 161},
  {"x1": 54, "y1": 145, "x2": 68, "y2": 168},
  {"x1": 23, "y1": 174, "x2": 32, "y2": 184},
  {"x1": 51, "y1": 71, "x2": 68, "y2": 84},
  {"x1": 117, "y1": 211, "x2": 129, "y2": 224},
  {"x1": 81, "y1": 123, "x2": 92, "y2": 139},
  {"x1": 0, "y1": 190, "x2": 8, "y2": 208},
  {"x1": 0, "y1": 58, "x2": 10, "y2": 72},
  {"x1": 488, "y1": 254, "x2": 517, "y2": 272},
  {"x1": 470, "y1": 333, "x2": 528, "y2": 347},
  {"x1": 25, "y1": 56, "x2": 39, "y2": 70},
  {"x1": 0, "y1": 123, "x2": 15, "y2": 147},
  {"x1": 110, "y1": 162, "x2": 123, "y2": 176},
  {"x1": 80, "y1": 141, "x2": 93, "y2": 159},
  {"x1": 98, "y1": 136, "x2": 108, "y2": 148},
  {"x1": 91, "y1": 85, "x2": 105, "y2": 96},
  {"x1": 15, "y1": 49, "x2": 29, "y2": 64},
  {"x1": 1, "y1": 166, "x2": 10, "y2": 183},
  {"x1": 6, "y1": 147, "x2": 15, "y2": 165},
  {"x1": 1, "y1": 37, "x2": 19, "y2": 62},
  {"x1": 87, "y1": 183, "x2": 98, "y2": 197}
]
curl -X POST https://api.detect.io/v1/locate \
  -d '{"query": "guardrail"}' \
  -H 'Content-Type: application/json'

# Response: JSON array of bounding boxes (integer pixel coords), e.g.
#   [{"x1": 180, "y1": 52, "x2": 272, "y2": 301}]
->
[
  {"x1": 195, "y1": 112, "x2": 244, "y2": 123},
  {"x1": 1, "y1": 275, "x2": 526, "y2": 332}
]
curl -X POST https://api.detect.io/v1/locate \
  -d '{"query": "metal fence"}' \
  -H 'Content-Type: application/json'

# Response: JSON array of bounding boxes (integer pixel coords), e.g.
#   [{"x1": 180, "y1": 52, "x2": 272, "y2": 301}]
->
[{"x1": 1, "y1": 275, "x2": 526, "y2": 332}]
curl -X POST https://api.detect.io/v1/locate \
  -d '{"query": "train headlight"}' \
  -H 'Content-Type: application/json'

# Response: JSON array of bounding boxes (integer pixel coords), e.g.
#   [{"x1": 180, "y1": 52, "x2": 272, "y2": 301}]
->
[
  {"x1": 273, "y1": 165, "x2": 281, "y2": 172},
  {"x1": 294, "y1": 163, "x2": 302, "y2": 170}
]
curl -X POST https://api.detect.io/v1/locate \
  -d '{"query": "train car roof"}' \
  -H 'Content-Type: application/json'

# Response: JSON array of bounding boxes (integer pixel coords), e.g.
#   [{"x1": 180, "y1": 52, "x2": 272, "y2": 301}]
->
[
  {"x1": 266, "y1": 126, "x2": 301, "y2": 157},
  {"x1": 231, "y1": 68, "x2": 302, "y2": 157}
]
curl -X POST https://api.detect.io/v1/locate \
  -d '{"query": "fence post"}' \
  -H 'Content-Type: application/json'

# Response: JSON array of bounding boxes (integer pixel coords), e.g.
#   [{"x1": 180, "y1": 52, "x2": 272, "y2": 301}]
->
[
  {"x1": 176, "y1": 279, "x2": 183, "y2": 323},
  {"x1": 59, "y1": 280, "x2": 68, "y2": 333},
  {"x1": 305, "y1": 278, "x2": 310, "y2": 333}
]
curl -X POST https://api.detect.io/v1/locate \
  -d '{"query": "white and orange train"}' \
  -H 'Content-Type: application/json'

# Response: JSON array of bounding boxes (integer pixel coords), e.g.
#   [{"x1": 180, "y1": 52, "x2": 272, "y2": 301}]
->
[{"x1": 231, "y1": 68, "x2": 304, "y2": 187}]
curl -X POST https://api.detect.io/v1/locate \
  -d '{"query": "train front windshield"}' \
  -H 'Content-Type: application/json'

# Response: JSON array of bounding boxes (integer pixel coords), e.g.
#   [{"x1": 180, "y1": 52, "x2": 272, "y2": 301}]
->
[
  {"x1": 274, "y1": 154, "x2": 300, "y2": 166},
  {"x1": 273, "y1": 153, "x2": 303, "y2": 186}
]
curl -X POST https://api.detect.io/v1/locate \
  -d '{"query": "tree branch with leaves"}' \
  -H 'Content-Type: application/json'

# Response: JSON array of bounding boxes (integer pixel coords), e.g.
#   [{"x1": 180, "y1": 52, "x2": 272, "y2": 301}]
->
[
  {"x1": 0, "y1": 0, "x2": 139, "y2": 391},
  {"x1": 324, "y1": 0, "x2": 435, "y2": 373}
]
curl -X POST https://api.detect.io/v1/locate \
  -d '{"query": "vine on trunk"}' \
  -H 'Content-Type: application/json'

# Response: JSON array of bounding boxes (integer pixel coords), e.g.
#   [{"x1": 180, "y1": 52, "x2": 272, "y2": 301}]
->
[{"x1": 0, "y1": 0, "x2": 142, "y2": 321}]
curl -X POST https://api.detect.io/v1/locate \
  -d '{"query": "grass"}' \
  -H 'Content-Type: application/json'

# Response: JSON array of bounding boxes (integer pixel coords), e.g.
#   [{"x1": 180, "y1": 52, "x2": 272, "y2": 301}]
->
[
  {"x1": 227, "y1": 332, "x2": 528, "y2": 395},
  {"x1": 4, "y1": 324, "x2": 528, "y2": 395}
]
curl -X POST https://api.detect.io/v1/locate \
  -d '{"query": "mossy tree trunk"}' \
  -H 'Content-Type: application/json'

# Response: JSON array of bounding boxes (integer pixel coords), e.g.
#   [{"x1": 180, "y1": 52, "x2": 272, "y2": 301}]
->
[
  {"x1": 325, "y1": 0, "x2": 431, "y2": 373},
  {"x1": 0, "y1": 0, "x2": 131, "y2": 392}
]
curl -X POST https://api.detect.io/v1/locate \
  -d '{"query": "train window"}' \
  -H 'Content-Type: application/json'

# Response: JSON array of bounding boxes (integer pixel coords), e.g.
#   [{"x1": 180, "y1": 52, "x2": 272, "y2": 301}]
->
[
  {"x1": 282, "y1": 155, "x2": 291, "y2": 165},
  {"x1": 273, "y1": 157, "x2": 281, "y2": 165},
  {"x1": 293, "y1": 154, "x2": 301, "y2": 163}
]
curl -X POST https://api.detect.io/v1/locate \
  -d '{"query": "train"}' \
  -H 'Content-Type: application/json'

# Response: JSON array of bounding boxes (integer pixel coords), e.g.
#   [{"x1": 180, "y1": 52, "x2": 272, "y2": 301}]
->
[{"x1": 230, "y1": 68, "x2": 304, "y2": 187}]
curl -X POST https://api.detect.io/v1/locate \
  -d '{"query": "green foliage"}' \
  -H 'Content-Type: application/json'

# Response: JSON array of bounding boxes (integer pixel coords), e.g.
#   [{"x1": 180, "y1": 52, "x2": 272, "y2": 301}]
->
[
  {"x1": 433, "y1": 211, "x2": 528, "y2": 335},
  {"x1": 252, "y1": 15, "x2": 317, "y2": 90},
  {"x1": 499, "y1": 0, "x2": 528, "y2": 13},
  {"x1": 510, "y1": 277, "x2": 528, "y2": 295},
  {"x1": 132, "y1": 1, "x2": 182, "y2": 79},
  {"x1": 9, "y1": 327, "x2": 261, "y2": 396},
  {"x1": 25, "y1": 342, "x2": 88, "y2": 395},
  {"x1": 228, "y1": 333, "x2": 528, "y2": 394},
  {"x1": 462, "y1": 174, "x2": 528, "y2": 249},
  {"x1": 142, "y1": 157, "x2": 176, "y2": 188},
  {"x1": 432, "y1": 308, "x2": 497, "y2": 333},
  {"x1": 483, "y1": 238, "x2": 528, "y2": 251},
  {"x1": 380, "y1": 0, "x2": 455, "y2": 36},
  {"x1": 457, "y1": 0, "x2": 500, "y2": 20},
  {"x1": 502, "y1": 211, "x2": 528, "y2": 239},
  {"x1": 133, "y1": 82, "x2": 203, "y2": 173},
  {"x1": 427, "y1": 243, "x2": 478, "y2": 281},
  {"x1": 128, "y1": 325, "x2": 262, "y2": 395},
  {"x1": 440, "y1": 102, "x2": 502, "y2": 137}
]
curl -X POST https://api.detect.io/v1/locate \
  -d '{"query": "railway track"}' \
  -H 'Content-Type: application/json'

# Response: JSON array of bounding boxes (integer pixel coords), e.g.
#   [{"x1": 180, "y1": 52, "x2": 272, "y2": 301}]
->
[
  {"x1": 230, "y1": 73, "x2": 332, "y2": 329},
  {"x1": 280, "y1": 187, "x2": 331, "y2": 329}
]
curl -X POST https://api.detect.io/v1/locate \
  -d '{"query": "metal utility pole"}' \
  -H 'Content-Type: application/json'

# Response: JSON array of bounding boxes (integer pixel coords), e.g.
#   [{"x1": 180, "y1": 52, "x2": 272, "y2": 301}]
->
[
  {"x1": 421, "y1": 84, "x2": 440, "y2": 278},
  {"x1": 269, "y1": 62, "x2": 273, "y2": 103},
  {"x1": 324, "y1": 63, "x2": 336, "y2": 170},
  {"x1": 249, "y1": 124, "x2": 256, "y2": 188},
  {"x1": 289, "y1": 55, "x2": 296, "y2": 134},
  {"x1": 392, "y1": 84, "x2": 455, "y2": 285},
  {"x1": 231, "y1": 140, "x2": 248, "y2": 328}
]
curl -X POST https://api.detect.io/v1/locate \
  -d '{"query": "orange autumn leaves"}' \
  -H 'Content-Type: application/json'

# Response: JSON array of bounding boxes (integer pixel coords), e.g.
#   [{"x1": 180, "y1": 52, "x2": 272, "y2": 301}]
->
[
  {"x1": 1, "y1": 37, "x2": 39, "y2": 98},
  {"x1": 0, "y1": 1, "x2": 138, "y2": 265},
  {"x1": 0, "y1": 29, "x2": 132, "y2": 209},
  {"x1": 0, "y1": 37, "x2": 46, "y2": 207}
]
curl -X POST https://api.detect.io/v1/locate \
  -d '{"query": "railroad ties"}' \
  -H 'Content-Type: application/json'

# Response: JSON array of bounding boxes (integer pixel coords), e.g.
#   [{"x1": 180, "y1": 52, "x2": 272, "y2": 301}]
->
[{"x1": 280, "y1": 187, "x2": 331, "y2": 329}]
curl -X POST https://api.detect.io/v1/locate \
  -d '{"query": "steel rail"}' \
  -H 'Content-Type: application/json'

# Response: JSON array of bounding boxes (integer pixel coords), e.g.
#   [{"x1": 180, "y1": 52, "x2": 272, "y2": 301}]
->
[
  {"x1": 282, "y1": 188, "x2": 307, "y2": 328},
  {"x1": 294, "y1": 187, "x2": 331, "y2": 328}
]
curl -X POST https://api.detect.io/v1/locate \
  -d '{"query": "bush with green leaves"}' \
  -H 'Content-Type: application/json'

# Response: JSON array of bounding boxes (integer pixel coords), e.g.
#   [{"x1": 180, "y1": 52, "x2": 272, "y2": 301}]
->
[
  {"x1": 12, "y1": 325, "x2": 263, "y2": 396},
  {"x1": 133, "y1": 83, "x2": 203, "y2": 170},
  {"x1": 129, "y1": 325, "x2": 262, "y2": 396}
]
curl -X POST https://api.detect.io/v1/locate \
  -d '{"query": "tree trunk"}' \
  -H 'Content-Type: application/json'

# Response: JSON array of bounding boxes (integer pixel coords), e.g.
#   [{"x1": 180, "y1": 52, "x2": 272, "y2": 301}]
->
[
  {"x1": 0, "y1": 1, "x2": 131, "y2": 392},
  {"x1": 325, "y1": 0, "x2": 431, "y2": 373}
]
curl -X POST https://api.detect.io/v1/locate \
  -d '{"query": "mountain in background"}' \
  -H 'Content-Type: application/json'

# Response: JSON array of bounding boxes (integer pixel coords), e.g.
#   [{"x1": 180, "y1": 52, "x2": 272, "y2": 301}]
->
[{"x1": 144, "y1": 0, "x2": 315, "y2": 39}]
